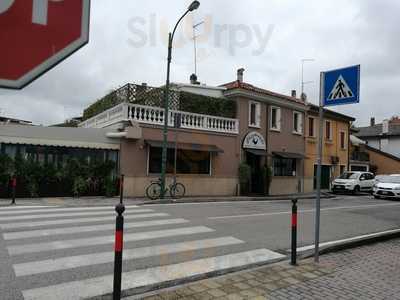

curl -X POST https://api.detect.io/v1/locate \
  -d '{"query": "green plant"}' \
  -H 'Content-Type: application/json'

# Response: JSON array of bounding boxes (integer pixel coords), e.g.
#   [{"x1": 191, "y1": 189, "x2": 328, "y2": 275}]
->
[
  {"x1": 104, "y1": 177, "x2": 117, "y2": 197},
  {"x1": 83, "y1": 84, "x2": 238, "y2": 121},
  {"x1": 83, "y1": 87, "x2": 125, "y2": 120},
  {"x1": 179, "y1": 91, "x2": 237, "y2": 118},
  {"x1": 0, "y1": 154, "x2": 13, "y2": 186},
  {"x1": 263, "y1": 165, "x2": 273, "y2": 195},
  {"x1": 239, "y1": 163, "x2": 251, "y2": 196},
  {"x1": 73, "y1": 177, "x2": 87, "y2": 198}
]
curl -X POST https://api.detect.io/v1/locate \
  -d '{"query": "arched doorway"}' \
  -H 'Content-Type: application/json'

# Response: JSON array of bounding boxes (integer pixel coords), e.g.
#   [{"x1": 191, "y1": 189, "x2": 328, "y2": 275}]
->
[{"x1": 243, "y1": 132, "x2": 267, "y2": 195}]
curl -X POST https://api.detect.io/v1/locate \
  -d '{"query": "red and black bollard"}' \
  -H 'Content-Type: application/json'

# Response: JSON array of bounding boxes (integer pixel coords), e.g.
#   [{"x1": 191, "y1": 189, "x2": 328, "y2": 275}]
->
[
  {"x1": 113, "y1": 175, "x2": 125, "y2": 300},
  {"x1": 11, "y1": 176, "x2": 17, "y2": 205},
  {"x1": 291, "y1": 198, "x2": 298, "y2": 266}
]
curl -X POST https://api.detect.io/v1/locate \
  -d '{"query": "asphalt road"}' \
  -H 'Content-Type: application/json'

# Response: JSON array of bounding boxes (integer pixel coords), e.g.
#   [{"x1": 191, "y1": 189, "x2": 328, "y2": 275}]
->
[
  {"x1": 154, "y1": 194, "x2": 400, "y2": 250},
  {"x1": 1, "y1": 194, "x2": 399, "y2": 299}
]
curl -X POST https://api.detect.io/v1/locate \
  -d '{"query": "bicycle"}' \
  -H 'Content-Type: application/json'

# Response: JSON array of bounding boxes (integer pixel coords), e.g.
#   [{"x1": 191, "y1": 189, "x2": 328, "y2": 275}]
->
[{"x1": 146, "y1": 177, "x2": 186, "y2": 200}]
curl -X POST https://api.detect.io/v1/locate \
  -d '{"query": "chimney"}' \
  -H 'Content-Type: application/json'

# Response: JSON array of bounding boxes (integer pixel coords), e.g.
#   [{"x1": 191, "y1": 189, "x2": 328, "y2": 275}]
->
[
  {"x1": 382, "y1": 119, "x2": 389, "y2": 134},
  {"x1": 291, "y1": 90, "x2": 297, "y2": 98},
  {"x1": 237, "y1": 68, "x2": 245, "y2": 83},
  {"x1": 370, "y1": 117, "x2": 375, "y2": 127}
]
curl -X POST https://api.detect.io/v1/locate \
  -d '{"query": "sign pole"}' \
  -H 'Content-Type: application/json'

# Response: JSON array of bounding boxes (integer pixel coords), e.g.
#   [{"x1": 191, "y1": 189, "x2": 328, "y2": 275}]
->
[
  {"x1": 314, "y1": 71, "x2": 325, "y2": 263},
  {"x1": 315, "y1": 64, "x2": 360, "y2": 263}
]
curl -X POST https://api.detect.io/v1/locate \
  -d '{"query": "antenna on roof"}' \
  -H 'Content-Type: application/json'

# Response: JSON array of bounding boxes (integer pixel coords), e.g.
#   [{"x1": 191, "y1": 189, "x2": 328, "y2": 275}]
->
[{"x1": 192, "y1": 20, "x2": 204, "y2": 76}]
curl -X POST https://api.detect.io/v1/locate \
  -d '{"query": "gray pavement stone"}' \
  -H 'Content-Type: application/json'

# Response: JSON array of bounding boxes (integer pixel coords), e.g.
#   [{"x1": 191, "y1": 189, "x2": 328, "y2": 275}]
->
[{"x1": 140, "y1": 238, "x2": 400, "y2": 300}]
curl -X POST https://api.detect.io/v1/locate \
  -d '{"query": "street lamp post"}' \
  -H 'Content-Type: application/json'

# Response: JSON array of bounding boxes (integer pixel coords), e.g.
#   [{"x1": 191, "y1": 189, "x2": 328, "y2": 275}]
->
[{"x1": 160, "y1": 1, "x2": 200, "y2": 199}]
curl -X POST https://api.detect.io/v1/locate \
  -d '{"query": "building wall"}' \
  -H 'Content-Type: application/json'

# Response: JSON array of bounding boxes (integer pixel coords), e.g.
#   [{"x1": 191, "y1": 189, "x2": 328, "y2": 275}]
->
[
  {"x1": 234, "y1": 97, "x2": 306, "y2": 194},
  {"x1": 270, "y1": 177, "x2": 302, "y2": 195},
  {"x1": 236, "y1": 96, "x2": 268, "y2": 153},
  {"x1": 266, "y1": 105, "x2": 306, "y2": 192},
  {"x1": 304, "y1": 114, "x2": 350, "y2": 192},
  {"x1": 367, "y1": 148, "x2": 400, "y2": 175},
  {"x1": 364, "y1": 137, "x2": 400, "y2": 158},
  {"x1": 267, "y1": 106, "x2": 305, "y2": 155},
  {"x1": 120, "y1": 126, "x2": 239, "y2": 197}
]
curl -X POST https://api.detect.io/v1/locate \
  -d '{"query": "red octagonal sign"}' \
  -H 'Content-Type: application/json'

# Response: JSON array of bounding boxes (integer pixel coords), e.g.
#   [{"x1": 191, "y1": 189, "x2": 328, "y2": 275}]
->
[{"x1": 0, "y1": 0, "x2": 90, "y2": 89}]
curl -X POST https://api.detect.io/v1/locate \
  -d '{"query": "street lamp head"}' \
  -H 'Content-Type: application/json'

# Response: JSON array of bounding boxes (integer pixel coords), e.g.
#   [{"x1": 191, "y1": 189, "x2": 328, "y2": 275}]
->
[{"x1": 188, "y1": 1, "x2": 200, "y2": 11}]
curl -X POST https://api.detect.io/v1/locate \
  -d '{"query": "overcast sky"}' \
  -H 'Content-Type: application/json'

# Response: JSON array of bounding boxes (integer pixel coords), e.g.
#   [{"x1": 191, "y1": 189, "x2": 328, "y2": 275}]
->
[{"x1": 1, "y1": 0, "x2": 399, "y2": 126}]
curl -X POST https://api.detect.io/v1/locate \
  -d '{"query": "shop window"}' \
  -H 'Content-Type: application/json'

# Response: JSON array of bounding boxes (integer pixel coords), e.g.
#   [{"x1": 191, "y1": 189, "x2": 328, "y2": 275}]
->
[
  {"x1": 273, "y1": 157, "x2": 297, "y2": 177},
  {"x1": 293, "y1": 111, "x2": 303, "y2": 134},
  {"x1": 149, "y1": 147, "x2": 211, "y2": 175},
  {"x1": 270, "y1": 107, "x2": 281, "y2": 131},
  {"x1": 249, "y1": 101, "x2": 261, "y2": 128}
]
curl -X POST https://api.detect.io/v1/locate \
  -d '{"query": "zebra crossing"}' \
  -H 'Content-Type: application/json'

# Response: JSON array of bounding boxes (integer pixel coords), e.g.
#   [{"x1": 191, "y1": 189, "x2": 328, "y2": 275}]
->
[{"x1": 0, "y1": 205, "x2": 285, "y2": 300}]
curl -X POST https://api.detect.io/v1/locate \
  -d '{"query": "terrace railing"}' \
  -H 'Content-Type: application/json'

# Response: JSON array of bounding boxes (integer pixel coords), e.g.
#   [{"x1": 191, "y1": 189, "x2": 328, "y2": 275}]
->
[{"x1": 79, "y1": 103, "x2": 239, "y2": 135}]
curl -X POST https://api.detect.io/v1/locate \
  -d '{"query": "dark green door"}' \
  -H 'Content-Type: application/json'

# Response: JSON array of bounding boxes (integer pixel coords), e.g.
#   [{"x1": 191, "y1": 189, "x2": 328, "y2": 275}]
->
[
  {"x1": 246, "y1": 152, "x2": 263, "y2": 195},
  {"x1": 314, "y1": 165, "x2": 331, "y2": 190}
]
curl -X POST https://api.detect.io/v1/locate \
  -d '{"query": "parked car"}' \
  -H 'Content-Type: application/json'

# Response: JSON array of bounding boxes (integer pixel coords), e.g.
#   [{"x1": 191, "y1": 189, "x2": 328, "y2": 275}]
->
[
  {"x1": 332, "y1": 171, "x2": 375, "y2": 194},
  {"x1": 373, "y1": 175, "x2": 400, "y2": 199},
  {"x1": 374, "y1": 175, "x2": 387, "y2": 184}
]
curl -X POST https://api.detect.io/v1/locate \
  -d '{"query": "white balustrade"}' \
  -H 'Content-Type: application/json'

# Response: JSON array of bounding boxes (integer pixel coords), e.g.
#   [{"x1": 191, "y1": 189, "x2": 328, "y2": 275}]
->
[{"x1": 79, "y1": 103, "x2": 239, "y2": 134}]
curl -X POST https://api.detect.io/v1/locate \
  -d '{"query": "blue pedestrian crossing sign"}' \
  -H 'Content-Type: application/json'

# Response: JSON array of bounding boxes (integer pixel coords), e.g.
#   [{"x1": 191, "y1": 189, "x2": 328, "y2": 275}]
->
[{"x1": 322, "y1": 65, "x2": 360, "y2": 107}]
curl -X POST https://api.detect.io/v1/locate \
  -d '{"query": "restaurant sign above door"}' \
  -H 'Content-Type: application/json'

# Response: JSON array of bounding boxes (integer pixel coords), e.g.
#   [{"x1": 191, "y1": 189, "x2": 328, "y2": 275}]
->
[{"x1": 243, "y1": 131, "x2": 266, "y2": 150}]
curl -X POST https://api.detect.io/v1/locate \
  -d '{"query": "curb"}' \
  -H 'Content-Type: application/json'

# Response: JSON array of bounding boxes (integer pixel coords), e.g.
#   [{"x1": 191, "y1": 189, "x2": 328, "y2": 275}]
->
[
  {"x1": 294, "y1": 228, "x2": 400, "y2": 259},
  {"x1": 88, "y1": 257, "x2": 287, "y2": 300},
  {"x1": 139, "y1": 193, "x2": 336, "y2": 205}
]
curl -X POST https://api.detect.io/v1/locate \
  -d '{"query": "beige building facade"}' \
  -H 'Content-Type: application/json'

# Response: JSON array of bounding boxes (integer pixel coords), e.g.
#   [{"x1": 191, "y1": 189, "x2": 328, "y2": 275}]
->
[{"x1": 304, "y1": 105, "x2": 355, "y2": 192}]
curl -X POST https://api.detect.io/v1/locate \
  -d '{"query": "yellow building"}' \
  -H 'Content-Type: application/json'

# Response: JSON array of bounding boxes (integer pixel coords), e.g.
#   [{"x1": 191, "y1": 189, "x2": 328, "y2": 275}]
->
[{"x1": 304, "y1": 104, "x2": 355, "y2": 192}]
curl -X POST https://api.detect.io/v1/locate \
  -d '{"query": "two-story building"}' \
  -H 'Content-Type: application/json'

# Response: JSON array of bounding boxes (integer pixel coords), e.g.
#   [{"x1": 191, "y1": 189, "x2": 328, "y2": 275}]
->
[
  {"x1": 222, "y1": 69, "x2": 307, "y2": 195},
  {"x1": 304, "y1": 105, "x2": 355, "y2": 191},
  {"x1": 80, "y1": 69, "x2": 308, "y2": 197}
]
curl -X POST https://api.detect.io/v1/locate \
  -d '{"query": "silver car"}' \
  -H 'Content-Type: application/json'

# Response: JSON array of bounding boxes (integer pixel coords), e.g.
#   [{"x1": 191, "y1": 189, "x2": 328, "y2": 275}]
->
[{"x1": 373, "y1": 175, "x2": 400, "y2": 199}]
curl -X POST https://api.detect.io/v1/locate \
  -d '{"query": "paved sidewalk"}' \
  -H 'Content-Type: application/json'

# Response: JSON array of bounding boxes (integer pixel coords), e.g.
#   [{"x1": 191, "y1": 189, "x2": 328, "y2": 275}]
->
[{"x1": 132, "y1": 238, "x2": 400, "y2": 300}]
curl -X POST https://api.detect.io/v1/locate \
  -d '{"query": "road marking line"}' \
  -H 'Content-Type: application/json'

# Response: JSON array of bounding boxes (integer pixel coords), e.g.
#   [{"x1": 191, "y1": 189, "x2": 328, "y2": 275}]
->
[
  {"x1": 293, "y1": 228, "x2": 400, "y2": 253},
  {"x1": 3, "y1": 219, "x2": 189, "y2": 240},
  {"x1": 0, "y1": 213, "x2": 169, "y2": 230},
  {"x1": 0, "y1": 209, "x2": 153, "y2": 222},
  {"x1": 0, "y1": 205, "x2": 138, "y2": 216},
  {"x1": 22, "y1": 249, "x2": 284, "y2": 300},
  {"x1": 0, "y1": 206, "x2": 56, "y2": 210},
  {"x1": 14, "y1": 237, "x2": 244, "y2": 276},
  {"x1": 209, "y1": 202, "x2": 400, "y2": 220},
  {"x1": 7, "y1": 226, "x2": 214, "y2": 255}
]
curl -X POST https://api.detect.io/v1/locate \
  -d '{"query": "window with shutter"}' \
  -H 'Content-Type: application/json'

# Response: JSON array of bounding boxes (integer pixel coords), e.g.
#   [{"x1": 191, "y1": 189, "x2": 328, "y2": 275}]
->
[
  {"x1": 249, "y1": 101, "x2": 261, "y2": 128},
  {"x1": 271, "y1": 106, "x2": 281, "y2": 131},
  {"x1": 293, "y1": 111, "x2": 303, "y2": 134}
]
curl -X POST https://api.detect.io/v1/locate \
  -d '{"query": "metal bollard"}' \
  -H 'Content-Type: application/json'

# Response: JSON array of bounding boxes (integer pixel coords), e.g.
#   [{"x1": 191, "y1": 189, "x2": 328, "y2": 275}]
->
[
  {"x1": 113, "y1": 175, "x2": 125, "y2": 300},
  {"x1": 119, "y1": 175, "x2": 124, "y2": 204},
  {"x1": 11, "y1": 177, "x2": 16, "y2": 205},
  {"x1": 291, "y1": 198, "x2": 298, "y2": 266}
]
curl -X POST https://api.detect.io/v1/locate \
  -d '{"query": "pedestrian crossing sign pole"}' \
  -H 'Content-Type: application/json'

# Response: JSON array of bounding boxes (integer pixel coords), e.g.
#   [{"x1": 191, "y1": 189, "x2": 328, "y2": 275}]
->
[{"x1": 314, "y1": 65, "x2": 360, "y2": 263}]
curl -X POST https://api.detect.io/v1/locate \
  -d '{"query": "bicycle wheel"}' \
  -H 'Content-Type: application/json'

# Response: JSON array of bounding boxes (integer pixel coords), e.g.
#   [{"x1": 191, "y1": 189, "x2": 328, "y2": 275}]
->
[
  {"x1": 146, "y1": 183, "x2": 162, "y2": 200},
  {"x1": 170, "y1": 183, "x2": 185, "y2": 199}
]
